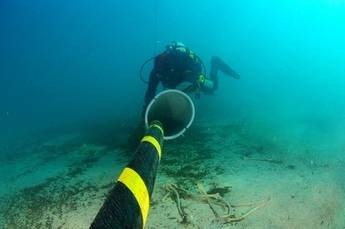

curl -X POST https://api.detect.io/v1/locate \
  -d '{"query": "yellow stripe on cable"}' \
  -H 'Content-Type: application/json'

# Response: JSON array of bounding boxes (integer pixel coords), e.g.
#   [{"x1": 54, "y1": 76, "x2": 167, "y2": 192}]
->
[
  {"x1": 117, "y1": 167, "x2": 150, "y2": 227},
  {"x1": 141, "y1": 136, "x2": 161, "y2": 159}
]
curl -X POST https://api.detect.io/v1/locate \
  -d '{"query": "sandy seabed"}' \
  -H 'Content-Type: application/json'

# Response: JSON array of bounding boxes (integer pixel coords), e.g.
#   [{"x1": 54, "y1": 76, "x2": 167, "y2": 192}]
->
[{"x1": 0, "y1": 119, "x2": 344, "y2": 229}]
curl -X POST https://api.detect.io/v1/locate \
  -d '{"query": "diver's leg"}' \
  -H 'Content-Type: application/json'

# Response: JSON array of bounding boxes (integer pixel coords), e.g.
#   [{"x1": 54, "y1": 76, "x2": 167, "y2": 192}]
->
[
  {"x1": 210, "y1": 56, "x2": 240, "y2": 91},
  {"x1": 209, "y1": 57, "x2": 219, "y2": 92}
]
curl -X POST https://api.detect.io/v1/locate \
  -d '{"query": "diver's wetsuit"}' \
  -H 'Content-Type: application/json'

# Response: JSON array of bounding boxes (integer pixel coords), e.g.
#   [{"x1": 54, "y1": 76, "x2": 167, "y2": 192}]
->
[
  {"x1": 144, "y1": 44, "x2": 240, "y2": 110},
  {"x1": 144, "y1": 49, "x2": 203, "y2": 107}
]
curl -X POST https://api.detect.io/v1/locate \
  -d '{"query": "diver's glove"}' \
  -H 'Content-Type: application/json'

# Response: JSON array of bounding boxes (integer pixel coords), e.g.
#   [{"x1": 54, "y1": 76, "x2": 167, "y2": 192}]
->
[
  {"x1": 197, "y1": 74, "x2": 214, "y2": 90},
  {"x1": 182, "y1": 74, "x2": 214, "y2": 94}
]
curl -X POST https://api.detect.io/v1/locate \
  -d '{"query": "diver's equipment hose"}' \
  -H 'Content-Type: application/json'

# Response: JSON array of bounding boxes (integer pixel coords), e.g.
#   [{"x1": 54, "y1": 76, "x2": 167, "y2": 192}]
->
[
  {"x1": 139, "y1": 56, "x2": 155, "y2": 84},
  {"x1": 90, "y1": 121, "x2": 164, "y2": 229}
]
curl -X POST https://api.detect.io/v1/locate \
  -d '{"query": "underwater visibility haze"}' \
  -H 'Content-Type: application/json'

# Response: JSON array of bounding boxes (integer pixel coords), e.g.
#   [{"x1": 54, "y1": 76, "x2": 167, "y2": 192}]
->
[{"x1": 1, "y1": 0, "x2": 345, "y2": 228}]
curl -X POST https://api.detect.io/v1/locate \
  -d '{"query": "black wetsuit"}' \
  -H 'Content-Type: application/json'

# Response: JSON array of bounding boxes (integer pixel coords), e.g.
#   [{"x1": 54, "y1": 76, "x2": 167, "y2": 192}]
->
[
  {"x1": 144, "y1": 49, "x2": 203, "y2": 107},
  {"x1": 144, "y1": 48, "x2": 240, "y2": 110}
]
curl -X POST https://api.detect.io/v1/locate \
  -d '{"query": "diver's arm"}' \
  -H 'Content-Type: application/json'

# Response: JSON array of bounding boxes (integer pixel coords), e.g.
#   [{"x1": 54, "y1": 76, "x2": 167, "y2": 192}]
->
[{"x1": 193, "y1": 61, "x2": 215, "y2": 92}]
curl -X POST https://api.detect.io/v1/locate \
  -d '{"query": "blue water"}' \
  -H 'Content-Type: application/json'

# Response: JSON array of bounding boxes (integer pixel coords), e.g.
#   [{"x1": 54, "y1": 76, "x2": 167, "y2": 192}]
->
[
  {"x1": 1, "y1": 0, "x2": 345, "y2": 227},
  {"x1": 1, "y1": 0, "x2": 345, "y2": 138}
]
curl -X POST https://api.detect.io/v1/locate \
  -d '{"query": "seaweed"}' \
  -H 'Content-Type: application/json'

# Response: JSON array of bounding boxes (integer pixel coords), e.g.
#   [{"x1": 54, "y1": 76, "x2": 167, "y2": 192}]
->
[
  {"x1": 207, "y1": 184, "x2": 232, "y2": 197},
  {"x1": 0, "y1": 142, "x2": 113, "y2": 228},
  {"x1": 0, "y1": 175, "x2": 105, "y2": 229},
  {"x1": 287, "y1": 164, "x2": 296, "y2": 170},
  {"x1": 159, "y1": 126, "x2": 218, "y2": 187}
]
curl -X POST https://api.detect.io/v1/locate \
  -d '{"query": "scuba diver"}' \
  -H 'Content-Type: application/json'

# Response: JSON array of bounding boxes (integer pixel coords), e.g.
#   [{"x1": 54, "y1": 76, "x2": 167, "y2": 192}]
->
[
  {"x1": 143, "y1": 41, "x2": 240, "y2": 113},
  {"x1": 128, "y1": 41, "x2": 240, "y2": 148}
]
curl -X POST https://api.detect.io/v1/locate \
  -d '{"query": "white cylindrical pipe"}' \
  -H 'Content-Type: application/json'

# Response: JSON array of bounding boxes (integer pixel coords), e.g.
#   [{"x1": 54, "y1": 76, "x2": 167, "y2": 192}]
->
[{"x1": 145, "y1": 89, "x2": 195, "y2": 140}]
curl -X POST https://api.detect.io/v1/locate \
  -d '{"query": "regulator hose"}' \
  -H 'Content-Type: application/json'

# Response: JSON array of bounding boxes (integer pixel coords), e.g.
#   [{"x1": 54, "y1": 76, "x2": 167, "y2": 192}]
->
[{"x1": 139, "y1": 56, "x2": 155, "y2": 84}]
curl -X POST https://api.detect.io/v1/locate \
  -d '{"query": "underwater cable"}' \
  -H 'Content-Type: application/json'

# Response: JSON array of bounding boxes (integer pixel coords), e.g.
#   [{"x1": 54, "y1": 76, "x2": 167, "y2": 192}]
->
[{"x1": 90, "y1": 121, "x2": 164, "y2": 228}]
